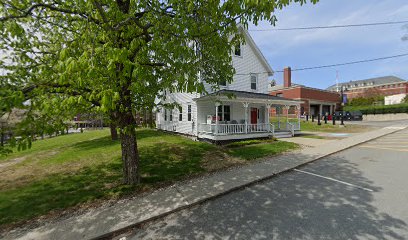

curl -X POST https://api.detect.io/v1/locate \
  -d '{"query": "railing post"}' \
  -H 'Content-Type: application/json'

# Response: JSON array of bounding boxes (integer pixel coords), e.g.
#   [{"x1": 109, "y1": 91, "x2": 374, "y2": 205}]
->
[
  {"x1": 297, "y1": 104, "x2": 301, "y2": 130},
  {"x1": 215, "y1": 102, "x2": 220, "y2": 135},
  {"x1": 266, "y1": 103, "x2": 271, "y2": 132},
  {"x1": 243, "y1": 102, "x2": 249, "y2": 133}
]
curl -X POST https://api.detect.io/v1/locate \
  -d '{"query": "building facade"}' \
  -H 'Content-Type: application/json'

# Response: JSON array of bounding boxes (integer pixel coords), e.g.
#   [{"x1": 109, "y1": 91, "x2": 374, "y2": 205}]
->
[
  {"x1": 156, "y1": 28, "x2": 302, "y2": 141},
  {"x1": 326, "y1": 76, "x2": 408, "y2": 101},
  {"x1": 269, "y1": 67, "x2": 341, "y2": 116}
]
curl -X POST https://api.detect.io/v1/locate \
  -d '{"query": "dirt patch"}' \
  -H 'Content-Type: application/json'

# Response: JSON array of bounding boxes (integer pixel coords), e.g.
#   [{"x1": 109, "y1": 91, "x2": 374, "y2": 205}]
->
[
  {"x1": 0, "y1": 156, "x2": 27, "y2": 169},
  {"x1": 201, "y1": 150, "x2": 245, "y2": 171}
]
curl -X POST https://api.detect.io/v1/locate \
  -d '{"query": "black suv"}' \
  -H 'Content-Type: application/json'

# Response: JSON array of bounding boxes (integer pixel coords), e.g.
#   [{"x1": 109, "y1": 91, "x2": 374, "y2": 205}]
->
[{"x1": 333, "y1": 111, "x2": 362, "y2": 121}]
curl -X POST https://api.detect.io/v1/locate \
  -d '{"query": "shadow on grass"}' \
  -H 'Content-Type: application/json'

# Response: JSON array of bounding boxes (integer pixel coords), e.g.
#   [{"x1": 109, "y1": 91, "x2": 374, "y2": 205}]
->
[
  {"x1": 228, "y1": 141, "x2": 298, "y2": 160},
  {"x1": 0, "y1": 160, "x2": 133, "y2": 226},
  {"x1": 69, "y1": 129, "x2": 163, "y2": 151},
  {"x1": 0, "y1": 139, "x2": 215, "y2": 227},
  {"x1": 139, "y1": 141, "x2": 213, "y2": 184},
  {"x1": 71, "y1": 136, "x2": 119, "y2": 151}
]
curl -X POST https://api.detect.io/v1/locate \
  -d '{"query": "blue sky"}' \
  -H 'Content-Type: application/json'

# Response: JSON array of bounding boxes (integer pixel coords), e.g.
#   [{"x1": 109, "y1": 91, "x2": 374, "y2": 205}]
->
[{"x1": 249, "y1": 0, "x2": 408, "y2": 89}]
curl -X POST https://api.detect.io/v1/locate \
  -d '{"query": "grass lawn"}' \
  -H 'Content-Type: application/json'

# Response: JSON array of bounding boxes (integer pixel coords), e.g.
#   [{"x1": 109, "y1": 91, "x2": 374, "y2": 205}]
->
[
  {"x1": 226, "y1": 140, "x2": 298, "y2": 160},
  {"x1": 0, "y1": 129, "x2": 296, "y2": 228},
  {"x1": 300, "y1": 120, "x2": 371, "y2": 133}
]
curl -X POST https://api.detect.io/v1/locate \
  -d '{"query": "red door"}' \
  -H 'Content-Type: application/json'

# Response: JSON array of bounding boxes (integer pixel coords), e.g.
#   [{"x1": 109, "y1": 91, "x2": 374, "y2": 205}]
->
[{"x1": 250, "y1": 108, "x2": 258, "y2": 124}]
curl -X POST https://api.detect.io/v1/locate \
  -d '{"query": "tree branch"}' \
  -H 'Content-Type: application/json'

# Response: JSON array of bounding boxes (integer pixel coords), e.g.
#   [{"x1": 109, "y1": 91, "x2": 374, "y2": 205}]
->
[{"x1": 0, "y1": 3, "x2": 99, "y2": 24}]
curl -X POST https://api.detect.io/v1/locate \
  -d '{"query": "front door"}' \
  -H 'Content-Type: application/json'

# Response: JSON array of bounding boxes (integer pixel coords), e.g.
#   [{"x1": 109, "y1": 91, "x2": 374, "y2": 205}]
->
[{"x1": 250, "y1": 108, "x2": 258, "y2": 124}]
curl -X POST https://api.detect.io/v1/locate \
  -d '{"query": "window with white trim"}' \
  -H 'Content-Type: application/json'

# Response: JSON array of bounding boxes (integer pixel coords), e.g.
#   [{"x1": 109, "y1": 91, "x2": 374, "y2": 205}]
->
[
  {"x1": 178, "y1": 106, "x2": 182, "y2": 121},
  {"x1": 169, "y1": 109, "x2": 173, "y2": 121},
  {"x1": 234, "y1": 44, "x2": 241, "y2": 56},
  {"x1": 164, "y1": 109, "x2": 167, "y2": 121},
  {"x1": 250, "y1": 74, "x2": 257, "y2": 90}
]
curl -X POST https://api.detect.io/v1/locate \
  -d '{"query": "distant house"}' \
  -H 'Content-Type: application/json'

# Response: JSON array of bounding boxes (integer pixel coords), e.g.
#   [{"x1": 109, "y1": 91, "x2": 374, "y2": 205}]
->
[
  {"x1": 156, "y1": 27, "x2": 302, "y2": 141},
  {"x1": 269, "y1": 67, "x2": 341, "y2": 117},
  {"x1": 384, "y1": 94, "x2": 407, "y2": 105},
  {"x1": 326, "y1": 76, "x2": 408, "y2": 101}
]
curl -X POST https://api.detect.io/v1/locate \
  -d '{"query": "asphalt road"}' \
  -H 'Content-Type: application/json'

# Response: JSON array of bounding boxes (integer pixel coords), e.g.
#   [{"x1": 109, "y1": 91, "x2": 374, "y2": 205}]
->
[{"x1": 124, "y1": 128, "x2": 408, "y2": 240}]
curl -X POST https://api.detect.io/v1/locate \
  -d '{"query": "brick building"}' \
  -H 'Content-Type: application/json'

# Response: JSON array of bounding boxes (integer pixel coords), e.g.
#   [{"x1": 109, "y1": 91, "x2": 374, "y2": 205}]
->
[
  {"x1": 269, "y1": 67, "x2": 341, "y2": 116},
  {"x1": 326, "y1": 76, "x2": 408, "y2": 101}
]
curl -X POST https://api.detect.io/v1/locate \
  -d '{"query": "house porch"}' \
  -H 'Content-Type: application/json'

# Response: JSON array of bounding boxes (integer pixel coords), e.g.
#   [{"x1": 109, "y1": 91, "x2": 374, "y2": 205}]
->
[{"x1": 195, "y1": 91, "x2": 301, "y2": 141}]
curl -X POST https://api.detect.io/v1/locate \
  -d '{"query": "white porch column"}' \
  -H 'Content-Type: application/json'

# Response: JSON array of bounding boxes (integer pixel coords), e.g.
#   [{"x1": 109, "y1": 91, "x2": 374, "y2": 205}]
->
[
  {"x1": 319, "y1": 104, "x2": 323, "y2": 116},
  {"x1": 297, "y1": 104, "x2": 301, "y2": 130},
  {"x1": 266, "y1": 103, "x2": 271, "y2": 132},
  {"x1": 215, "y1": 102, "x2": 220, "y2": 135},
  {"x1": 243, "y1": 102, "x2": 249, "y2": 133},
  {"x1": 277, "y1": 105, "x2": 281, "y2": 130}
]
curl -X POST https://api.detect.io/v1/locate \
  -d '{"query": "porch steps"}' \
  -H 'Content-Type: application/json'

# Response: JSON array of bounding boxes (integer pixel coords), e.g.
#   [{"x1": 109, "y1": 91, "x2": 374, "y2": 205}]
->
[{"x1": 274, "y1": 131, "x2": 294, "y2": 139}]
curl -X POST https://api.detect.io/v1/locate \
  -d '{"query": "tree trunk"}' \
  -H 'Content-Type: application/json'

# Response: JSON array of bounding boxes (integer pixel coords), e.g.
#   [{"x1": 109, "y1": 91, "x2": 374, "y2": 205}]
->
[
  {"x1": 110, "y1": 123, "x2": 118, "y2": 140},
  {"x1": 117, "y1": 72, "x2": 140, "y2": 185},
  {"x1": 149, "y1": 108, "x2": 154, "y2": 129},
  {"x1": 119, "y1": 125, "x2": 140, "y2": 185},
  {"x1": 117, "y1": 106, "x2": 140, "y2": 185},
  {"x1": 0, "y1": 131, "x2": 4, "y2": 147}
]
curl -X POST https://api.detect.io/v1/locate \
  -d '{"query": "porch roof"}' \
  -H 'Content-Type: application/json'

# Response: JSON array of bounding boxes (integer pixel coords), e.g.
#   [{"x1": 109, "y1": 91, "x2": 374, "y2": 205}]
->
[{"x1": 194, "y1": 90, "x2": 302, "y2": 105}]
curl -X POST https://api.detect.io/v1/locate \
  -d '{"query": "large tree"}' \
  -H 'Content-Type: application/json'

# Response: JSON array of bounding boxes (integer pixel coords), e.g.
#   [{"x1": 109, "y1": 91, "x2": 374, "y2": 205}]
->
[{"x1": 0, "y1": 0, "x2": 317, "y2": 184}]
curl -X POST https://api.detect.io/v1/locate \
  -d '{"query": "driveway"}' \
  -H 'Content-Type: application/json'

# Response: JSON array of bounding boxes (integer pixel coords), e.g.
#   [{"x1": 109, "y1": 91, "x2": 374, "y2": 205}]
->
[{"x1": 125, "y1": 128, "x2": 408, "y2": 240}]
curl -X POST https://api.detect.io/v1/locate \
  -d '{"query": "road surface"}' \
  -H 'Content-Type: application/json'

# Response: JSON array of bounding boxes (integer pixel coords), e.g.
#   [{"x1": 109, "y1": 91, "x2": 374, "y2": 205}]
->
[{"x1": 124, "y1": 128, "x2": 408, "y2": 240}]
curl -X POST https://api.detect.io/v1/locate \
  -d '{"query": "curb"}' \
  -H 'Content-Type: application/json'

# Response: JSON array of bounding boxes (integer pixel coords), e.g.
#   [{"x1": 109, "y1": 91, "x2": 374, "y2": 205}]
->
[{"x1": 92, "y1": 126, "x2": 407, "y2": 240}]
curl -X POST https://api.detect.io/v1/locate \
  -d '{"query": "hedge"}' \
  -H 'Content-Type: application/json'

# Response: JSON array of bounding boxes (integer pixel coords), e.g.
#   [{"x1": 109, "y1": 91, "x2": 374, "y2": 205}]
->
[{"x1": 344, "y1": 103, "x2": 408, "y2": 115}]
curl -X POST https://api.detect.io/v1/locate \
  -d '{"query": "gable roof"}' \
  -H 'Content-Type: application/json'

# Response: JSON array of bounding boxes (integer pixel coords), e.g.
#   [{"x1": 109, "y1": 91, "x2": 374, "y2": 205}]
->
[
  {"x1": 326, "y1": 76, "x2": 407, "y2": 90},
  {"x1": 238, "y1": 25, "x2": 274, "y2": 76},
  {"x1": 195, "y1": 90, "x2": 300, "y2": 104}
]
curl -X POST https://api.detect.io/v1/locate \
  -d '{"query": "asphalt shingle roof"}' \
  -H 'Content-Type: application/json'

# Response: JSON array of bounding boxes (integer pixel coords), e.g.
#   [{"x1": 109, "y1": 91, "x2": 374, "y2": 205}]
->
[
  {"x1": 326, "y1": 76, "x2": 407, "y2": 90},
  {"x1": 197, "y1": 89, "x2": 295, "y2": 101}
]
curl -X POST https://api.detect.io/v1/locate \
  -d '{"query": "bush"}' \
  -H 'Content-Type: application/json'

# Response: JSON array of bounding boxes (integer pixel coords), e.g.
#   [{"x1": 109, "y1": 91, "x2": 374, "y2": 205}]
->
[
  {"x1": 344, "y1": 103, "x2": 408, "y2": 114},
  {"x1": 348, "y1": 96, "x2": 384, "y2": 106}
]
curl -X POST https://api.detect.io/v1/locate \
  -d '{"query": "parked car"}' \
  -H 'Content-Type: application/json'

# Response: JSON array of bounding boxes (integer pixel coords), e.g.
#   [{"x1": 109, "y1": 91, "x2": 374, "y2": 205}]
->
[
  {"x1": 333, "y1": 111, "x2": 350, "y2": 120},
  {"x1": 349, "y1": 110, "x2": 363, "y2": 121},
  {"x1": 333, "y1": 111, "x2": 362, "y2": 121}
]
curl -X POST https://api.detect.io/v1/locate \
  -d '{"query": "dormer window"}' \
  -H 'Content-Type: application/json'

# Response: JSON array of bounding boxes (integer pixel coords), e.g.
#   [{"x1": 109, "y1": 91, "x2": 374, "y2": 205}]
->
[
  {"x1": 250, "y1": 74, "x2": 257, "y2": 90},
  {"x1": 234, "y1": 44, "x2": 241, "y2": 56}
]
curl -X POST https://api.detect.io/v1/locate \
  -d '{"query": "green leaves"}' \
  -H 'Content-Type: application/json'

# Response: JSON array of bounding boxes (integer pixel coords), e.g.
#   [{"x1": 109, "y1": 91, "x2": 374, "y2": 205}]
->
[{"x1": 0, "y1": 0, "x2": 319, "y2": 147}]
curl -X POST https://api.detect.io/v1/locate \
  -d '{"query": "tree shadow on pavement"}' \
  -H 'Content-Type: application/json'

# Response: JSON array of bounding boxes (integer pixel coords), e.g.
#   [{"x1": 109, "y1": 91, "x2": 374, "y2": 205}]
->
[{"x1": 131, "y1": 154, "x2": 408, "y2": 240}]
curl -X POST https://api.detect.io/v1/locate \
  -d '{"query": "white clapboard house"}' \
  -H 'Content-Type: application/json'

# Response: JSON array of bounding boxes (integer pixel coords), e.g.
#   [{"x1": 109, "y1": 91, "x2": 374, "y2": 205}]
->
[{"x1": 156, "y1": 27, "x2": 301, "y2": 141}]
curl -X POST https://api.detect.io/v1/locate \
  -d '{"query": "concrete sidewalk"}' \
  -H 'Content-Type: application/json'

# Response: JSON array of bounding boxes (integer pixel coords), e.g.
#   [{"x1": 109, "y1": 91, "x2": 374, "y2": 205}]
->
[{"x1": 3, "y1": 125, "x2": 407, "y2": 240}]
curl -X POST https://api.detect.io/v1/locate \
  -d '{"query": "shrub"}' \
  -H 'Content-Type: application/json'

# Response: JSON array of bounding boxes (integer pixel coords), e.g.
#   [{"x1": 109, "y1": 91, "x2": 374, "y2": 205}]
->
[{"x1": 344, "y1": 103, "x2": 408, "y2": 114}]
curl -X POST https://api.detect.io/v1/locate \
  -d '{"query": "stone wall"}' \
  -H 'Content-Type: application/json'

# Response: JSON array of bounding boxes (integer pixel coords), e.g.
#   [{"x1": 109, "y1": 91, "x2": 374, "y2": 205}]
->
[{"x1": 363, "y1": 113, "x2": 408, "y2": 121}]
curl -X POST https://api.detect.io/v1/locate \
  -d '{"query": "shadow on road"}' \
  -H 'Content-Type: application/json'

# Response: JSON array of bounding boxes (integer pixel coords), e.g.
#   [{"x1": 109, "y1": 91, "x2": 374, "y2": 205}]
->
[{"x1": 131, "y1": 154, "x2": 407, "y2": 240}]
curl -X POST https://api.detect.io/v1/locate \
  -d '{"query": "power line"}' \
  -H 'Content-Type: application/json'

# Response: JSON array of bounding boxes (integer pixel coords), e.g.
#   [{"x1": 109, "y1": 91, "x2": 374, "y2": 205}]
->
[
  {"x1": 234, "y1": 53, "x2": 408, "y2": 75},
  {"x1": 250, "y1": 20, "x2": 408, "y2": 31},
  {"x1": 276, "y1": 53, "x2": 408, "y2": 72}
]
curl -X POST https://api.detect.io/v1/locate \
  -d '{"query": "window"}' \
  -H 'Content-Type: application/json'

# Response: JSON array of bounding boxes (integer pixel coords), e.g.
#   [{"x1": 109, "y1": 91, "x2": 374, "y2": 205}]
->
[
  {"x1": 178, "y1": 106, "x2": 182, "y2": 121},
  {"x1": 187, "y1": 105, "x2": 192, "y2": 121},
  {"x1": 219, "y1": 79, "x2": 227, "y2": 86},
  {"x1": 217, "y1": 105, "x2": 231, "y2": 121},
  {"x1": 234, "y1": 44, "x2": 241, "y2": 56},
  {"x1": 169, "y1": 109, "x2": 173, "y2": 121},
  {"x1": 164, "y1": 109, "x2": 167, "y2": 121},
  {"x1": 250, "y1": 74, "x2": 257, "y2": 90}
]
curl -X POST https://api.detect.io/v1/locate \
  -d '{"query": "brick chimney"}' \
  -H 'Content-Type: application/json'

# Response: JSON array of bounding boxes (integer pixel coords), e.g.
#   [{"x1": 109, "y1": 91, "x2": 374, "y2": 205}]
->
[{"x1": 284, "y1": 67, "x2": 292, "y2": 88}]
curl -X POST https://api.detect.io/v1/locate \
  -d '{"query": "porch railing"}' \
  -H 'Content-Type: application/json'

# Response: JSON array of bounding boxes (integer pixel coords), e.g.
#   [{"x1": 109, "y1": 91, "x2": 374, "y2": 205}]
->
[
  {"x1": 286, "y1": 122, "x2": 295, "y2": 136},
  {"x1": 198, "y1": 123, "x2": 274, "y2": 135}
]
